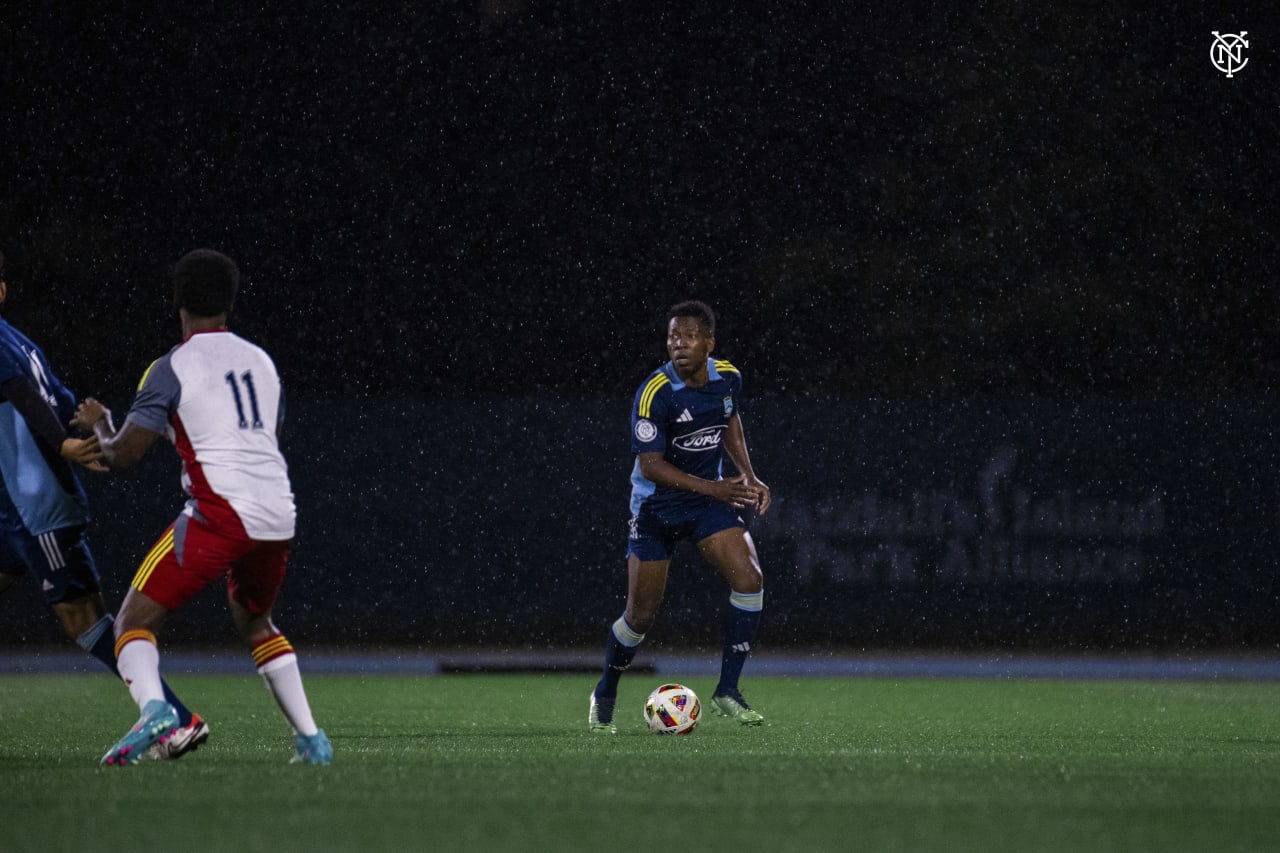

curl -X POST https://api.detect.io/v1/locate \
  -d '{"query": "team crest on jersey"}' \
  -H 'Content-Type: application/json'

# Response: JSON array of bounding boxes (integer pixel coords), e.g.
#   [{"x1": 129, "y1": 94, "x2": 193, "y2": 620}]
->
[
  {"x1": 723, "y1": 396, "x2": 734, "y2": 416},
  {"x1": 634, "y1": 418, "x2": 658, "y2": 443}
]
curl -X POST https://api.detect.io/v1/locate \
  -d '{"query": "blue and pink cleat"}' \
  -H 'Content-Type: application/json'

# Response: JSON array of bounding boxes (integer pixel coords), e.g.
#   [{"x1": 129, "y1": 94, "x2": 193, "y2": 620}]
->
[{"x1": 101, "y1": 699, "x2": 180, "y2": 766}]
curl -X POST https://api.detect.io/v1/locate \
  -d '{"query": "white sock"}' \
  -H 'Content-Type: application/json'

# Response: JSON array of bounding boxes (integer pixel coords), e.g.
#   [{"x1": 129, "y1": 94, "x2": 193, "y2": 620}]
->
[
  {"x1": 116, "y1": 637, "x2": 166, "y2": 711},
  {"x1": 258, "y1": 654, "x2": 319, "y2": 736}
]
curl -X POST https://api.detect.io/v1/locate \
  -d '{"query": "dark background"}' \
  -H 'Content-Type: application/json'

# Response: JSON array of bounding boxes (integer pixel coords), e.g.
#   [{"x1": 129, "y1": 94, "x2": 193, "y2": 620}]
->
[
  {"x1": 3, "y1": 3, "x2": 1274, "y2": 399},
  {"x1": 0, "y1": 3, "x2": 1275, "y2": 651}
]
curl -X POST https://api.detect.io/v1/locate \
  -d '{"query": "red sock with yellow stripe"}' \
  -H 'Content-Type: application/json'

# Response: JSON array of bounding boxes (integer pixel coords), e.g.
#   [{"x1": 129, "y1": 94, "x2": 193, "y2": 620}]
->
[
  {"x1": 251, "y1": 633, "x2": 295, "y2": 668},
  {"x1": 252, "y1": 633, "x2": 320, "y2": 737}
]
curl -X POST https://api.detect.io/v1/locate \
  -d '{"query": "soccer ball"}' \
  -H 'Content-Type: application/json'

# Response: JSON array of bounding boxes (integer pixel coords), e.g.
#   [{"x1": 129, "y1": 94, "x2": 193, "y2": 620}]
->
[{"x1": 643, "y1": 683, "x2": 701, "y2": 735}]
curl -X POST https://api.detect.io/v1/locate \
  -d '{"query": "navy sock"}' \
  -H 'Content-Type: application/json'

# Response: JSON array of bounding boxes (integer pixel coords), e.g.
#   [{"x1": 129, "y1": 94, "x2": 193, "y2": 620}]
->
[
  {"x1": 594, "y1": 617, "x2": 645, "y2": 698},
  {"x1": 77, "y1": 614, "x2": 193, "y2": 727},
  {"x1": 716, "y1": 591, "x2": 763, "y2": 695}
]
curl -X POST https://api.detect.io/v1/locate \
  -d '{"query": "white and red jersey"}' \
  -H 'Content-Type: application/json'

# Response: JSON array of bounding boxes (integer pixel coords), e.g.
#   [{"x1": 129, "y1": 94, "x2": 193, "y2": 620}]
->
[{"x1": 124, "y1": 329, "x2": 296, "y2": 541}]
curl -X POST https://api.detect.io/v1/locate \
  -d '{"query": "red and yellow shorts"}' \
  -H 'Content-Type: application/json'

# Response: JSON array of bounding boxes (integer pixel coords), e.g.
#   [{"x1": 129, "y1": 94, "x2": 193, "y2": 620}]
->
[{"x1": 132, "y1": 512, "x2": 290, "y2": 615}]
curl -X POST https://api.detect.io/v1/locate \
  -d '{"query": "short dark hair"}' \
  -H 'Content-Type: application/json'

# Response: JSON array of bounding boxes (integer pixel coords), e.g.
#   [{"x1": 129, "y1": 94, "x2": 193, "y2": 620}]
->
[
  {"x1": 173, "y1": 249, "x2": 239, "y2": 317},
  {"x1": 668, "y1": 300, "x2": 716, "y2": 337},
  {"x1": 0, "y1": 250, "x2": 5, "y2": 277}
]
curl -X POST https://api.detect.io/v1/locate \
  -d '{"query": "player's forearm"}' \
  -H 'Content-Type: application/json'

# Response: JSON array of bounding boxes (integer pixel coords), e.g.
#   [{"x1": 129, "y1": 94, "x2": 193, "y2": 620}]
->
[
  {"x1": 724, "y1": 440, "x2": 756, "y2": 481},
  {"x1": 94, "y1": 418, "x2": 161, "y2": 470},
  {"x1": 724, "y1": 417, "x2": 759, "y2": 481},
  {"x1": 96, "y1": 435, "x2": 142, "y2": 470},
  {"x1": 0, "y1": 376, "x2": 68, "y2": 453},
  {"x1": 638, "y1": 456, "x2": 721, "y2": 496},
  {"x1": 91, "y1": 417, "x2": 124, "y2": 466},
  {"x1": 91, "y1": 413, "x2": 140, "y2": 469},
  {"x1": 94, "y1": 438, "x2": 129, "y2": 469}
]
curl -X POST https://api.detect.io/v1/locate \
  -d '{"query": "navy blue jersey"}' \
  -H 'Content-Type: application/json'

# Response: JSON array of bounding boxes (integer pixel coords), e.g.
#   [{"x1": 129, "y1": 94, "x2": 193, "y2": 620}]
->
[
  {"x1": 629, "y1": 358, "x2": 742, "y2": 516},
  {"x1": 0, "y1": 318, "x2": 88, "y2": 535}
]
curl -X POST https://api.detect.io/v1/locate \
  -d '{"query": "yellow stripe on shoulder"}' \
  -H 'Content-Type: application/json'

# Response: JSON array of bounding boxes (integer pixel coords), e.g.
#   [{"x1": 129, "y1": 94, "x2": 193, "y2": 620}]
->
[
  {"x1": 638, "y1": 373, "x2": 670, "y2": 419},
  {"x1": 136, "y1": 358, "x2": 163, "y2": 391},
  {"x1": 714, "y1": 359, "x2": 739, "y2": 375}
]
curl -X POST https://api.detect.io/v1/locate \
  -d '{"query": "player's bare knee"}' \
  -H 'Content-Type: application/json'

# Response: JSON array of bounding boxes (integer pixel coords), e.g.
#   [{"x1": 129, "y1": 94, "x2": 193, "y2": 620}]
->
[
  {"x1": 733, "y1": 570, "x2": 764, "y2": 596},
  {"x1": 623, "y1": 606, "x2": 659, "y2": 634},
  {"x1": 115, "y1": 591, "x2": 169, "y2": 636}
]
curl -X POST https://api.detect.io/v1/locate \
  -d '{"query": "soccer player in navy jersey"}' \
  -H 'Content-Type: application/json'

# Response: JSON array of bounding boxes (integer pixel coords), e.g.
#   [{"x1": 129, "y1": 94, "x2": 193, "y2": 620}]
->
[
  {"x1": 589, "y1": 300, "x2": 772, "y2": 732},
  {"x1": 0, "y1": 251, "x2": 207, "y2": 759},
  {"x1": 73, "y1": 249, "x2": 330, "y2": 766}
]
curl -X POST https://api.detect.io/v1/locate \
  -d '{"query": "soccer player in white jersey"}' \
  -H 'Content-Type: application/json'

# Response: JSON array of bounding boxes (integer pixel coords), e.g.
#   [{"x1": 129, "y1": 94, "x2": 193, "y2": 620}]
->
[{"x1": 73, "y1": 249, "x2": 331, "y2": 766}]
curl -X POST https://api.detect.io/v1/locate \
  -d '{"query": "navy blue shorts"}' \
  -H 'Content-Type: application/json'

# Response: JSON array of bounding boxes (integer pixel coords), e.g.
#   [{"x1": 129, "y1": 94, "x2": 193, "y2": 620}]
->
[
  {"x1": 0, "y1": 524, "x2": 101, "y2": 605},
  {"x1": 627, "y1": 495, "x2": 745, "y2": 561}
]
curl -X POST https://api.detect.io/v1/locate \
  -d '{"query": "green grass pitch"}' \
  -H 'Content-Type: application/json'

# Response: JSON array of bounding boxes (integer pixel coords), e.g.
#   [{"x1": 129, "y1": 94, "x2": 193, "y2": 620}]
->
[{"x1": 3, "y1": 673, "x2": 1280, "y2": 852}]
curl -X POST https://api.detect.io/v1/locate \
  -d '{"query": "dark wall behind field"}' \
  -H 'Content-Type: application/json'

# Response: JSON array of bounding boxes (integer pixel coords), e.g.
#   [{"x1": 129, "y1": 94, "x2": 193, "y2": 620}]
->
[
  {"x1": 2, "y1": 3, "x2": 1275, "y2": 403},
  {"x1": 0, "y1": 6, "x2": 1275, "y2": 651},
  {"x1": 2, "y1": 395, "x2": 1275, "y2": 652}
]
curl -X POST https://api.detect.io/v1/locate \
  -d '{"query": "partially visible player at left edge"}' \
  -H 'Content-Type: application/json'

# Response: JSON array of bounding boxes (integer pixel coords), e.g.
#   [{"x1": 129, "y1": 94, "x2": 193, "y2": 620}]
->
[
  {"x1": 0, "y1": 250, "x2": 207, "y2": 759},
  {"x1": 589, "y1": 300, "x2": 771, "y2": 733}
]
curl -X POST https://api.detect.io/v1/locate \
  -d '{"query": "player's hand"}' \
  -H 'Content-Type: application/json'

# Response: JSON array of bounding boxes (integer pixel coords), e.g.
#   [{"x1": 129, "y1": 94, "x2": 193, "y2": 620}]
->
[
  {"x1": 713, "y1": 475, "x2": 760, "y2": 511},
  {"x1": 745, "y1": 476, "x2": 772, "y2": 516},
  {"x1": 71, "y1": 398, "x2": 109, "y2": 430},
  {"x1": 59, "y1": 435, "x2": 104, "y2": 468}
]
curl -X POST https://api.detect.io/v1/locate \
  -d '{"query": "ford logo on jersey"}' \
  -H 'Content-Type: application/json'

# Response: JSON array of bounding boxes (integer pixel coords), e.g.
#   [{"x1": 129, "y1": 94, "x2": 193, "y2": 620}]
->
[{"x1": 673, "y1": 426, "x2": 724, "y2": 452}]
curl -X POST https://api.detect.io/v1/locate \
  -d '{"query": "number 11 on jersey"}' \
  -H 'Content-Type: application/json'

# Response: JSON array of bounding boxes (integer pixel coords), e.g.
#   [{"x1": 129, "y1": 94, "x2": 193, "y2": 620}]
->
[{"x1": 224, "y1": 370, "x2": 264, "y2": 429}]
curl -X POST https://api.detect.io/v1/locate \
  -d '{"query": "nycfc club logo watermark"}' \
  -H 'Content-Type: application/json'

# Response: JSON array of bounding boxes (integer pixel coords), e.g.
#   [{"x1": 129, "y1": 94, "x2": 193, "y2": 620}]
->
[{"x1": 1211, "y1": 31, "x2": 1248, "y2": 77}]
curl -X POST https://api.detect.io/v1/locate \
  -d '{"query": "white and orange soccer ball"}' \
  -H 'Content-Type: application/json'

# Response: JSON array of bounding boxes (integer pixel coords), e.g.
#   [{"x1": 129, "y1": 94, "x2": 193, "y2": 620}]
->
[{"x1": 643, "y1": 683, "x2": 701, "y2": 735}]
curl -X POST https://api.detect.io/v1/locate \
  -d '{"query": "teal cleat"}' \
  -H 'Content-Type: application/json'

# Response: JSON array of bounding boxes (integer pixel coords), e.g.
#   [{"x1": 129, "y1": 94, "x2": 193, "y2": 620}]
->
[
  {"x1": 712, "y1": 689, "x2": 765, "y2": 725},
  {"x1": 291, "y1": 729, "x2": 333, "y2": 765},
  {"x1": 588, "y1": 692, "x2": 617, "y2": 734},
  {"x1": 101, "y1": 699, "x2": 180, "y2": 766}
]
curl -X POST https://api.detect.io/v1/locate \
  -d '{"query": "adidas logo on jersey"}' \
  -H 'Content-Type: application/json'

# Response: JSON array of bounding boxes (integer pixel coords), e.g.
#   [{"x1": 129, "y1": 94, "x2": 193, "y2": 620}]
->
[{"x1": 676, "y1": 409, "x2": 693, "y2": 422}]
